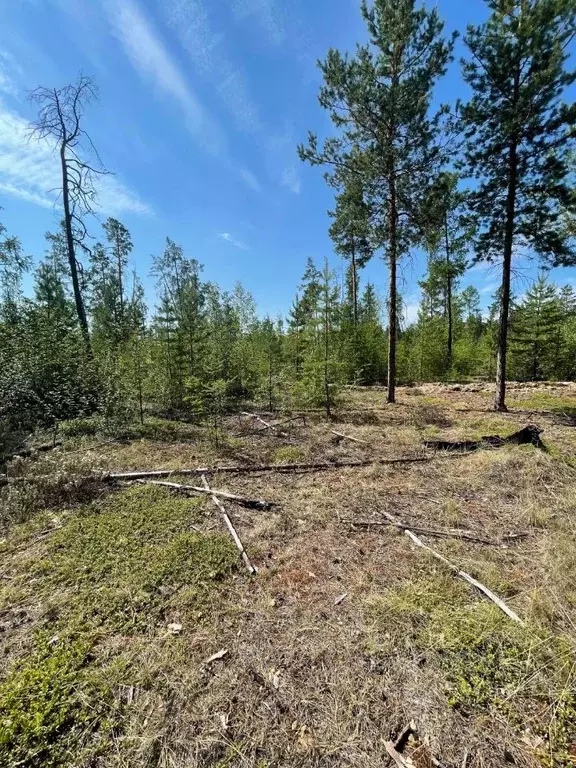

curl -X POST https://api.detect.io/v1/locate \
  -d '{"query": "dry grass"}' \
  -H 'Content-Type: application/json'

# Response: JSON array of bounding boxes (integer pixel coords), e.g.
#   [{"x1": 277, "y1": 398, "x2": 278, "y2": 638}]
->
[{"x1": 1, "y1": 385, "x2": 576, "y2": 767}]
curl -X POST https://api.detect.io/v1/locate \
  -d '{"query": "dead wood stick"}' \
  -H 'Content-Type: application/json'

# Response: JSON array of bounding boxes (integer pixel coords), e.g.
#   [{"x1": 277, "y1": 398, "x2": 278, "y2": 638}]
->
[
  {"x1": 394, "y1": 720, "x2": 417, "y2": 751},
  {"x1": 384, "y1": 741, "x2": 416, "y2": 768},
  {"x1": 241, "y1": 412, "x2": 289, "y2": 437},
  {"x1": 200, "y1": 475, "x2": 256, "y2": 575},
  {"x1": 133, "y1": 479, "x2": 274, "y2": 510},
  {"x1": 248, "y1": 415, "x2": 306, "y2": 435},
  {"x1": 404, "y1": 528, "x2": 524, "y2": 624},
  {"x1": 342, "y1": 519, "x2": 498, "y2": 546},
  {"x1": 104, "y1": 456, "x2": 436, "y2": 482},
  {"x1": 2, "y1": 452, "x2": 466, "y2": 488},
  {"x1": 330, "y1": 430, "x2": 368, "y2": 444}
]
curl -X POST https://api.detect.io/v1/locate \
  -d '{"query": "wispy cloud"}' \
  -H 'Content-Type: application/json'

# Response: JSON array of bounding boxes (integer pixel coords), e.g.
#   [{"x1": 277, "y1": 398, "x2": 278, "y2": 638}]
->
[
  {"x1": 0, "y1": 102, "x2": 151, "y2": 216},
  {"x1": 232, "y1": 0, "x2": 285, "y2": 45},
  {"x1": 162, "y1": 0, "x2": 263, "y2": 137},
  {"x1": 480, "y1": 281, "x2": 499, "y2": 296},
  {"x1": 282, "y1": 166, "x2": 301, "y2": 195},
  {"x1": 103, "y1": 0, "x2": 224, "y2": 153},
  {"x1": 0, "y1": 52, "x2": 22, "y2": 98},
  {"x1": 239, "y1": 169, "x2": 261, "y2": 193},
  {"x1": 218, "y1": 232, "x2": 249, "y2": 250}
]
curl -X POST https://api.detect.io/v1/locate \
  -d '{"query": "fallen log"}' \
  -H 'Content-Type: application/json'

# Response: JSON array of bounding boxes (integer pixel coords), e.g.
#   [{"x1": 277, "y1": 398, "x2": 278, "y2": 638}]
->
[
  {"x1": 423, "y1": 424, "x2": 545, "y2": 453},
  {"x1": 201, "y1": 475, "x2": 256, "y2": 575},
  {"x1": 133, "y1": 479, "x2": 274, "y2": 510}
]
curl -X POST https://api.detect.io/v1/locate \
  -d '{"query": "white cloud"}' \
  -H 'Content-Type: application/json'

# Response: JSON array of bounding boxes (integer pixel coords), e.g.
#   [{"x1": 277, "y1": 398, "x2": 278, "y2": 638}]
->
[
  {"x1": 239, "y1": 168, "x2": 261, "y2": 192},
  {"x1": 403, "y1": 302, "x2": 420, "y2": 326},
  {"x1": 232, "y1": 0, "x2": 285, "y2": 45},
  {"x1": 0, "y1": 52, "x2": 22, "y2": 98},
  {"x1": 0, "y1": 102, "x2": 151, "y2": 216},
  {"x1": 480, "y1": 281, "x2": 499, "y2": 296},
  {"x1": 103, "y1": 0, "x2": 224, "y2": 153},
  {"x1": 282, "y1": 165, "x2": 301, "y2": 195},
  {"x1": 218, "y1": 232, "x2": 249, "y2": 250},
  {"x1": 162, "y1": 0, "x2": 263, "y2": 137}
]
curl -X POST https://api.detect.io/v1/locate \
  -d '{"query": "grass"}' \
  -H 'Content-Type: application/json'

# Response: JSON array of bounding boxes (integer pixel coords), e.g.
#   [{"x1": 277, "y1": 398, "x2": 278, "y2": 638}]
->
[
  {"x1": 367, "y1": 574, "x2": 576, "y2": 765},
  {"x1": 2, "y1": 383, "x2": 576, "y2": 767}
]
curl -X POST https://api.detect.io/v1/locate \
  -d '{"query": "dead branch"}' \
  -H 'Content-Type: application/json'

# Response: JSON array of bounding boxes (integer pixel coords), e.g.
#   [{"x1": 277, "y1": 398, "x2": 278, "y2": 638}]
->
[
  {"x1": 330, "y1": 430, "x2": 368, "y2": 444},
  {"x1": 241, "y1": 412, "x2": 289, "y2": 438},
  {"x1": 200, "y1": 475, "x2": 256, "y2": 575},
  {"x1": 384, "y1": 741, "x2": 416, "y2": 768},
  {"x1": 404, "y1": 528, "x2": 524, "y2": 624},
  {"x1": 247, "y1": 415, "x2": 307, "y2": 436},
  {"x1": 342, "y1": 518, "x2": 499, "y2": 546},
  {"x1": 103, "y1": 455, "x2": 437, "y2": 483},
  {"x1": 133, "y1": 479, "x2": 274, "y2": 510}
]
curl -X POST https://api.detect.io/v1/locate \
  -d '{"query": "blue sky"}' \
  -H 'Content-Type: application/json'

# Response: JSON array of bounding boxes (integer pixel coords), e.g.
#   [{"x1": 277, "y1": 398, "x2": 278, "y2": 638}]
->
[{"x1": 0, "y1": 0, "x2": 575, "y2": 324}]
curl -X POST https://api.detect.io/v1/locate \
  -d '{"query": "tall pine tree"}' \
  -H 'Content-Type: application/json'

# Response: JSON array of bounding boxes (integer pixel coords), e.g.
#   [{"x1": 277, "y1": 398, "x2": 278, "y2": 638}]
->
[{"x1": 461, "y1": 0, "x2": 576, "y2": 410}]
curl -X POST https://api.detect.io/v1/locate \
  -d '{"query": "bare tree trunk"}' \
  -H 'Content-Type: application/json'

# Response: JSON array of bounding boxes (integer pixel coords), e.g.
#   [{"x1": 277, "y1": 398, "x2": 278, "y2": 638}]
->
[
  {"x1": 60, "y1": 146, "x2": 91, "y2": 353},
  {"x1": 444, "y1": 211, "x2": 453, "y2": 368},
  {"x1": 387, "y1": 172, "x2": 398, "y2": 405},
  {"x1": 494, "y1": 138, "x2": 518, "y2": 412},
  {"x1": 351, "y1": 246, "x2": 358, "y2": 326},
  {"x1": 324, "y1": 287, "x2": 332, "y2": 418}
]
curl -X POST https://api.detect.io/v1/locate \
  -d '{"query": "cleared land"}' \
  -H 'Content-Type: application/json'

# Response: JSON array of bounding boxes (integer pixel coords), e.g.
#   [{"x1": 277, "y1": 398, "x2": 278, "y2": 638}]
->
[{"x1": 1, "y1": 383, "x2": 576, "y2": 767}]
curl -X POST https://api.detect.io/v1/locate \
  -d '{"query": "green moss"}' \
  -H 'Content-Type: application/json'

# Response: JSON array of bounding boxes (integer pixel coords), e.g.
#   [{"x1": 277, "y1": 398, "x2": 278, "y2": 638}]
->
[
  {"x1": 272, "y1": 445, "x2": 308, "y2": 464},
  {"x1": 27, "y1": 485, "x2": 239, "y2": 632},
  {"x1": 0, "y1": 636, "x2": 123, "y2": 768},
  {"x1": 367, "y1": 575, "x2": 576, "y2": 763}
]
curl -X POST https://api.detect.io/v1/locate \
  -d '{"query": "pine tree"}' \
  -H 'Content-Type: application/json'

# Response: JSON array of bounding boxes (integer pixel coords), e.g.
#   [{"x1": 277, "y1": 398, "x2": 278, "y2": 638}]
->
[
  {"x1": 461, "y1": 0, "x2": 576, "y2": 410},
  {"x1": 421, "y1": 172, "x2": 470, "y2": 366},
  {"x1": 102, "y1": 217, "x2": 133, "y2": 335},
  {"x1": 329, "y1": 174, "x2": 372, "y2": 326},
  {"x1": 299, "y1": 0, "x2": 455, "y2": 404}
]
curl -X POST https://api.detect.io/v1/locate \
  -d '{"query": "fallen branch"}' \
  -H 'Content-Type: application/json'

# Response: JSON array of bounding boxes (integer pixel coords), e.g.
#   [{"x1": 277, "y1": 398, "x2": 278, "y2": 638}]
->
[
  {"x1": 404, "y1": 528, "x2": 523, "y2": 624},
  {"x1": 241, "y1": 412, "x2": 289, "y2": 438},
  {"x1": 133, "y1": 479, "x2": 274, "y2": 510},
  {"x1": 330, "y1": 430, "x2": 368, "y2": 444},
  {"x1": 248, "y1": 415, "x2": 306, "y2": 436},
  {"x1": 384, "y1": 741, "x2": 416, "y2": 768},
  {"x1": 342, "y1": 518, "x2": 498, "y2": 547},
  {"x1": 104, "y1": 455, "x2": 436, "y2": 482},
  {"x1": 201, "y1": 475, "x2": 256, "y2": 575}
]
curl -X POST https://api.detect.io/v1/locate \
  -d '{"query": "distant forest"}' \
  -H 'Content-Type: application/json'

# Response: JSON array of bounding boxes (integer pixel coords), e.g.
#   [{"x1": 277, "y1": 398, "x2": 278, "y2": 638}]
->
[{"x1": 1, "y1": 0, "x2": 576, "y2": 441}]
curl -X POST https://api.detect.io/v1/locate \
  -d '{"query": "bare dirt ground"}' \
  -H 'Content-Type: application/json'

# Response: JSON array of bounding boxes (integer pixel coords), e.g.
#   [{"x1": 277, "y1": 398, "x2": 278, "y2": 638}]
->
[{"x1": 1, "y1": 383, "x2": 576, "y2": 768}]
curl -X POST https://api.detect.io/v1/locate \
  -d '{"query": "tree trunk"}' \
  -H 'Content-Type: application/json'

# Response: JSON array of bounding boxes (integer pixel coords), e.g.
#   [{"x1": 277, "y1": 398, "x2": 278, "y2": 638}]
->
[
  {"x1": 494, "y1": 139, "x2": 518, "y2": 412},
  {"x1": 324, "y1": 292, "x2": 332, "y2": 418},
  {"x1": 116, "y1": 232, "x2": 124, "y2": 327},
  {"x1": 351, "y1": 247, "x2": 358, "y2": 326},
  {"x1": 60, "y1": 147, "x2": 91, "y2": 353},
  {"x1": 444, "y1": 211, "x2": 453, "y2": 368},
  {"x1": 387, "y1": 173, "x2": 398, "y2": 405}
]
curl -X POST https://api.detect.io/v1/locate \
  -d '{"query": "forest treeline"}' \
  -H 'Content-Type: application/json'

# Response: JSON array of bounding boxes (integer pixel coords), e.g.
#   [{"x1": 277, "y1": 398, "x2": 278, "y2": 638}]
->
[{"x1": 1, "y1": 0, "x2": 576, "y2": 442}]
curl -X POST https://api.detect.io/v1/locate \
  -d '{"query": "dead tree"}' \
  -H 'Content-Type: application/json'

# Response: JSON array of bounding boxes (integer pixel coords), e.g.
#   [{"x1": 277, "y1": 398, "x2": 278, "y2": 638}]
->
[{"x1": 29, "y1": 76, "x2": 108, "y2": 352}]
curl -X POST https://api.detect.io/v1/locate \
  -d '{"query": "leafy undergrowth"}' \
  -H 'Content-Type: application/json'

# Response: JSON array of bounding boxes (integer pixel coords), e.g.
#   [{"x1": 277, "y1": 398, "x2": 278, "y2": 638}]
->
[
  {"x1": 0, "y1": 485, "x2": 239, "y2": 767},
  {"x1": 367, "y1": 574, "x2": 576, "y2": 766}
]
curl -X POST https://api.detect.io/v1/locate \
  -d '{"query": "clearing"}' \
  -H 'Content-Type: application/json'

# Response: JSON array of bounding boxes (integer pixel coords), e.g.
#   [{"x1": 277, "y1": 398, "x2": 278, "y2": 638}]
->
[{"x1": 1, "y1": 383, "x2": 576, "y2": 768}]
